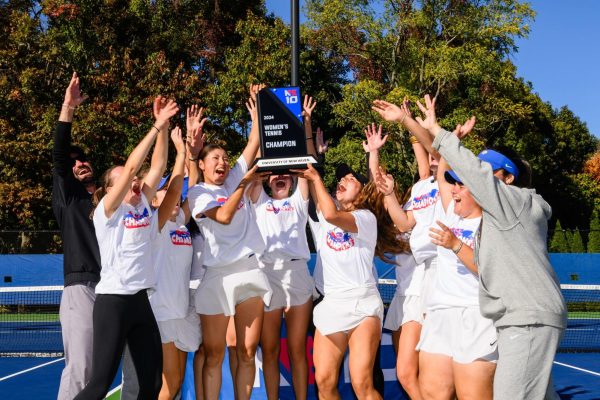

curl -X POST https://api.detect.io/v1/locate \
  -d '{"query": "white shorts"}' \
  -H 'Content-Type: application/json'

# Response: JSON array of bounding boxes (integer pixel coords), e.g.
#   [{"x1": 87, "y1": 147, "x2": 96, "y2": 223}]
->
[
  {"x1": 420, "y1": 257, "x2": 438, "y2": 316},
  {"x1": 313, "y1": 286, "x2": 383, "y2": 336},
  {"x1": 195, "y1": 255, "x2": 272, "y2": 316},
  {"x1": 417, "y1": 307, "x2": 498, "y2": 364},
  {"x1": 157, "y1": 306, "x2": 201, "y2": 353},
  {"x1": 383, "y1": 294, "x2": 423, "y2": 331},
  {"x1": 259, "y1": 259, "x2": 314, "y2": 311}
]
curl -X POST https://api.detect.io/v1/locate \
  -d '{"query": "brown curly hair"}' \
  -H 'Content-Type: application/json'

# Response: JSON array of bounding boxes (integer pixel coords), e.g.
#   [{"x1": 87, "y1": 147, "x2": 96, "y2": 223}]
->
[{"x1": 354, "y1": 180, "x2": 411, "y2": 264}]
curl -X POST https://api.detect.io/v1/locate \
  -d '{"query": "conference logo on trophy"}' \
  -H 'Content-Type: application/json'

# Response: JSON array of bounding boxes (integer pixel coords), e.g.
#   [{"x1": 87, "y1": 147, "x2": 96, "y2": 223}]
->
[{"x1": 255, "y1": 87, "x2": 318, "y2": 172}]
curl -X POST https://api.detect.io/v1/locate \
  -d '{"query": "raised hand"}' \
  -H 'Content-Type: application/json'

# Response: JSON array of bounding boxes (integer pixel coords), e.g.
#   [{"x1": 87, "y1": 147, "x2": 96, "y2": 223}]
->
[
  {"x1": 452, "y1": 116, "x2": 476, "y2": 140},
  {"x1": 242, "y1": 165, "x2": 271, "y2": 184},
  {"x1": 171, "y1": 126, "x2": 185, "y2": 154},
  {"x1": 415, "y1": 94, "x2": 441, "y2": 134},
  {"x1": 372, "y1": 100, "x2": 405, "y2": 123},
  {"x1": 290, "y1": 163, "x2": 321, "y2": 182},
  {"x1": 153, "y1": 96, "x2": 179, "y2": 129},
  {"x1": 302, "y1": 95, "x2": 317, "y2": 119},
  {"x1": 246, "y1": 97, "x2": 258, "y2": 123},
  {"x1": 63, "y1": 72, "x2": 88, "y2": 108},
  {"x1": 316, "y1": 127, "x2": 329, "y2": 154},
  {"x1": 186, "y1": 105, "x2": 206, "y2": 133},
  {"x1": 401, "y1": 98, "x2": 412, "y2": 119},
  {"x1": 249, "y1": 83, "x2": 266, "y2": 101},
  {"x1": 362, "y1": 123, "x2": 388, "y2": 153},
  {"x1": 186, "y1": 124, "x2": 206, "y2": 159},
  {"x1": 429, "y1": 220, "x2": 461, "y2": 250},
  {"x1": 375, "y1": 167, "x2": 395, "y2": 196}
]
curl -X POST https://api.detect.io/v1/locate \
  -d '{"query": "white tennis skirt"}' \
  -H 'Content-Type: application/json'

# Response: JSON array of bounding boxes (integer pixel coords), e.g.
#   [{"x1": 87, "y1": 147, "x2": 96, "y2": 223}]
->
[
  {"x1": 195, "y1": 255, "x2": 272, "y2": 316},
  {"x1": 259, "y1": 259, "x2": 314, "y2": 311},
  {"x1": 313, "y1": 286, "x2": 383, "y2": 336},
  {"x1": 157, "y1": 301, "x2": 201, "y2": 353},
  {"x1": 383, "y1": 294, "x2": 423, "y2": 331},
  {"x1": 417, "y1": 307, "x2": 498, "y2": 364}
]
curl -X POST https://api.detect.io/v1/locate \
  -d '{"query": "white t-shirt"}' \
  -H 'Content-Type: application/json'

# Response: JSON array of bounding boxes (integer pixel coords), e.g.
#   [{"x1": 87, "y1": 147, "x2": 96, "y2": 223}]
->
[
  {"x1": 427, "y1": 201, "x2": 482, "y2": 309},
  {"x1": 314, "y1": 209, "x2": 378, "y2": 294},
  {"x1": 187, "y1": 157, "x2": 265, "y2": 268},
  {"x1": 253, "y1": 188, "x2": 310, "y2": 264},
  {"x1": 190, "y1": 232, "x2": 206, "y2": 282},
  {"x1": 394, "y1": 252, "x2": 418, "y2": 296},
  {"x1": 408, "y1": 178, "x2": 444, "y2": 264},
  {"x1": 149, "y1": 211, "x2": 194, "y2": 321},
  {"x1": 93, "y1": 194, "x2": 158, "y2": 295}
]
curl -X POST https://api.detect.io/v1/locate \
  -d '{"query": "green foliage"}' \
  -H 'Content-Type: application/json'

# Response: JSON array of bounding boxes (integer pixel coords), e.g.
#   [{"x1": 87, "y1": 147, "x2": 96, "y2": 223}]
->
[
  {"x1": 588, "y1": 211, "x2": 600, "y2": 253},
  {"x1": 549, "y1": 220, "x2": 569, "y2": 253},
  {"x1": 569, "y1": 229, "x2": 585, "y2": 253}
]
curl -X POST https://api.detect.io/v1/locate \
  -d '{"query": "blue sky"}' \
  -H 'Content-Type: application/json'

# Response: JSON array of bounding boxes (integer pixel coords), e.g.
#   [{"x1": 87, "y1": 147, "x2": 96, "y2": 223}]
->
[{"x1": 265, "y1": 0, "x2": 600, "y2": 138}]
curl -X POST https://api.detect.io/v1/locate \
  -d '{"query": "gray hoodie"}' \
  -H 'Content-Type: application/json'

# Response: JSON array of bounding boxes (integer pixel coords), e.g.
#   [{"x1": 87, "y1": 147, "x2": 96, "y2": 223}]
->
[{"x1": 433, "y1": 129, "x2": 567, "y2": 329}]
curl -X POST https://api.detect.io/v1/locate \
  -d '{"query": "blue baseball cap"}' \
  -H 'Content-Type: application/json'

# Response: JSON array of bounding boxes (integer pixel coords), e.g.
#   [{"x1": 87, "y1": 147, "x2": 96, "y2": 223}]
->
[
  {"x1": 156, "y1": 175, "x2": 190, "y2": 202},
  {"x1": 477, "y1": 149, "x2": 519, "y2": 179},
  {"x1": 444, "y1": 170, "x2": 463, "y2": 185}
]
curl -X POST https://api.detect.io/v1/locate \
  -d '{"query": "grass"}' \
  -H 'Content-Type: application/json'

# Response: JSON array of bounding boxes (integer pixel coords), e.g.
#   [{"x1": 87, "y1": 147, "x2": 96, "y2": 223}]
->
[{"x1": 0, "y1": 313, "x2": 59, "y2": 322}]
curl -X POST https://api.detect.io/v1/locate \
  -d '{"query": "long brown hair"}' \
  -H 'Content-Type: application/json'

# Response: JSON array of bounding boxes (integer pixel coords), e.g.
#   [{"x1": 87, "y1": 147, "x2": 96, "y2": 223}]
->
[
  {"x1": 89, "y1": 166, "x2": 119, "y2": 219},
  {"x1": 354, "y1": 180, "x2": 411, "y2": 264},
  {"x1": 196, "y1": 144, "x2": 226, "y2": 183}
]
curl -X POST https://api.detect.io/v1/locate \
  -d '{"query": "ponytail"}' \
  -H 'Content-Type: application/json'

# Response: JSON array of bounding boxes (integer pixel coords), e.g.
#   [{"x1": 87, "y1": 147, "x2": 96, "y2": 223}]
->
[{"x1": 89, "y1": 166, "x2": 119, "y2": 219}]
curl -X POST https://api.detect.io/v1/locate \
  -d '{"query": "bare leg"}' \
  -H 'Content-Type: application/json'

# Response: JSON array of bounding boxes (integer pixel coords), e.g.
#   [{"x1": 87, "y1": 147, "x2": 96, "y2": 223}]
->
[
  {"x1": 418, "y1": 351, "x2": 454, "y2": 400},
  {"x1": 284, "y1": 299, "x2": 312, "y2": 400},
  {"x1": 396, "y1": 321, "x2": 423, "y2": 400},
  {"x1": 200, "y1": 314, "x2": 229, "y2": 400},
  {"x1": 260, "y1": 308, "x2": 283, "y2": 400},
  {"x1": 234, "y1": 297, "x2": 264, "y2": 400},
  {"x1": 347, "y1": 317, "x2": 382, "y2": 400},
  {"x1": 193, "y1": 345, "x2": 205, "y2": 400},
  {"x1": 313, "y1": 329, "x2": 348, "y2": 400},
  {"x1": 159, "y1": 342, "x2": 184, "y2": 400},
  {"x1": 453, "y1": 360, "x2": 495, "y2": 400},
  {"x1": 226, "y1": 317, "x2": 238, "y2": 399}
]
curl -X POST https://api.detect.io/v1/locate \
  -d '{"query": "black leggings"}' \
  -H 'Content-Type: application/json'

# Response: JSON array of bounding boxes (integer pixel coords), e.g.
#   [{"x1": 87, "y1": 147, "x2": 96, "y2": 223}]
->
[{"x1": 73, "y1": 290, "x2": 162, "y2": 400}]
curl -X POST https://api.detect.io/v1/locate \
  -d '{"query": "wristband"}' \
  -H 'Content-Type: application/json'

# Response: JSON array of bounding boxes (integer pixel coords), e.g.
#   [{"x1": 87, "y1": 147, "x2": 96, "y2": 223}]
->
[
  {"x1": 62, "y1": 104, "x2": 76, "y2": 110},
  {"x1": 452, "y1": 241, "x2": 463, "y2": 254},
  {"x1": 305, "y1": 137, "x2": 313, "y2": 140}
]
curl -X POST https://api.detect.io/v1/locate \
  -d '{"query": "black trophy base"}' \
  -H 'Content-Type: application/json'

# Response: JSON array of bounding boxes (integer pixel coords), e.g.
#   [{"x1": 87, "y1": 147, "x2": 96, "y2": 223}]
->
[{"x1": 254, "y1": 155, "x2": 318, "y2": 173}]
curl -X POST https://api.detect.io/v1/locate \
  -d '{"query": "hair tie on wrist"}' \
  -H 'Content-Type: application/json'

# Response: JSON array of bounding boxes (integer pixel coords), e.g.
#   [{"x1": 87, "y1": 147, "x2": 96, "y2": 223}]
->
[
  {"x1": 305, "y1": 137, "x2": 313, "y2": 140},
  {"x1": 151, "y1": 125, "x2": 160, "y2": 133}
]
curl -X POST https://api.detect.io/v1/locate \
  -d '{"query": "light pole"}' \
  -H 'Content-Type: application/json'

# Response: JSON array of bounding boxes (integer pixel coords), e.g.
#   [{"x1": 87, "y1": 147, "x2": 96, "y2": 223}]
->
[{"x1": 291, "y1": 0, "x2": 300, "y2": 86}]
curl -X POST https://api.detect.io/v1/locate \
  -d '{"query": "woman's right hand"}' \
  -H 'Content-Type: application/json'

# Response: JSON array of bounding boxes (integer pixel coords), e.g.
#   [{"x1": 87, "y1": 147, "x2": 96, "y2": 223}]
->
[
  {"x1": 171, "y1": 126, "x2": 185, "y2": 154},
  {"x1": 290, "y1": 163, "x2": 321, "y2": 182},
  {"x1": 153, "y1": 96, "x2": 179, "y2": 129}
]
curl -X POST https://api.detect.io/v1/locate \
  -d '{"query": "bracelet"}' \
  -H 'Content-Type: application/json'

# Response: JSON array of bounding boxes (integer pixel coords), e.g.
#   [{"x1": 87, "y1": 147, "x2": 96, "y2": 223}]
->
[
  {"x1": 409, "y1": 135, "x2": 419, "y2": 144},
  {"x1": 151, "y1": 125, "x2": 160, "y2": 134},
  {"x1": 384, "y1": 191, "x2": 394, "y2": 196},
  {"x1": 189, "y1": 156, "x2": 198, "y2": 161},
  {"x1": 305, "y1": 137, "x2": 313, "y2": 140},
  {"x1": 399, "y1": 112, "x2": 407, "y2": 125},
  {"x1": 62, "y1": 104, "x2": 76, "y2": 110},
  {"x1": 452, "y1": 241, "x2": 463, "y2": 254}
]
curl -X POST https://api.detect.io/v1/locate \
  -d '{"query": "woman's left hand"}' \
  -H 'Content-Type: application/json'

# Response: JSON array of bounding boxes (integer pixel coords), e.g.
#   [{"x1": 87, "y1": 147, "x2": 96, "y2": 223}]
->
[{"x1": 429, "y1": 220, "x2": 461, "y2": 250}]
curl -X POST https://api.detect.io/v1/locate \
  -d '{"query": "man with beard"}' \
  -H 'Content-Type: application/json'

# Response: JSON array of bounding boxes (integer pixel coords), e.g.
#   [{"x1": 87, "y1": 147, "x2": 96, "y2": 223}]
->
[{"x1": 52, "y1": 72, "x2": 102, "y2": 399}]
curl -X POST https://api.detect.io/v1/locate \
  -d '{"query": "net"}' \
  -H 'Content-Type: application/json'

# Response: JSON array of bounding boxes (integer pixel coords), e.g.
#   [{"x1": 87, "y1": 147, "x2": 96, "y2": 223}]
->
[
  {"x1": 376, "y1": 280, "x2": 600, "y2": 353},
  {"x1": 0, "y1": 283, "x2": 598, "y2": 356},
  {"x1": 0, "y1": 286, "x2": 62, "y2": 357}
]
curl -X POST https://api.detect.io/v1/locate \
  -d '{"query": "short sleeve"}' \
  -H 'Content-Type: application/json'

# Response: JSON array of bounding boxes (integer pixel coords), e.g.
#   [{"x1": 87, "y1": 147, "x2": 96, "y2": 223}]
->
[
  {"x1": 253, "y1": 188, "x2": 269, "y2": 207},
  {"x1": 225, "y1": 156, "x2": 249, "y2": 191},
  {"x1": 189, "y1": 186, "x2": 221, "y2": 221},
  {"x1": 291, "y1": 186, "x2": 309, "y2": 216},
  {"x1": 92, "y1": 198, "x2": 121, "y2": 240},
  {"x1": 352, "y1": 209, "x2": 377, "y2": 247}
]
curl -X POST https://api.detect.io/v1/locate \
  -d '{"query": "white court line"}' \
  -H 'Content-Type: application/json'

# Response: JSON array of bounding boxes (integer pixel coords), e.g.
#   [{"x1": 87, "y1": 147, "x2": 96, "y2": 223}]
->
[
  {"x1": 0, "y1": 357, "x2": 64, "y2": 382},
  {"x1": 553, "y1": 361, "x2": 600, "y2": 377},
  {"x1": 105, "y1": 384, "x2": 122, "y2": 397}
]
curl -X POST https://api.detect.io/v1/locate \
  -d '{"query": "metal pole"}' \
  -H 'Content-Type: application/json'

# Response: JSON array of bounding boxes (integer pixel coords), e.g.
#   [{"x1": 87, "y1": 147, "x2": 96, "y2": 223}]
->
[{"x1": 291, "y1": 0, "x2": 300, "y2": 86}]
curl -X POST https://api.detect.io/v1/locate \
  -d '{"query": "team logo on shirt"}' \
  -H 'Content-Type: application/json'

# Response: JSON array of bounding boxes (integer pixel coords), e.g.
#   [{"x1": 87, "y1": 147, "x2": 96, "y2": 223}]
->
[
  {"x1": 265, "y1": 199, "x2": 295, "y2": 214},
  {"x1": 170, "y1": 229, "x2": 192, "y2": 246},
  {"x1": 412, "y1": 189, "x2": 439, "y2": 210},
  {"x1": 325, "y1": 228, "x2": 355, "y2": 251},
  {"x1": 217, "y1": 196, "x2": 244, "y2": 210},
  {"x1": 123, "y1": 208, "x2": 150, "y2": 229},
  {"x1": 450, "y1": 228, "x2": 475, "y2": 248}
]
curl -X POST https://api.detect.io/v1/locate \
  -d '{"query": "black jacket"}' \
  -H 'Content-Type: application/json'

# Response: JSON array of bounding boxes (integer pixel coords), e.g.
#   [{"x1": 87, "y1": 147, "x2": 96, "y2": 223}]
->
[{"x1": 52, "y1": 121, "x2": 101, "y2": 286}]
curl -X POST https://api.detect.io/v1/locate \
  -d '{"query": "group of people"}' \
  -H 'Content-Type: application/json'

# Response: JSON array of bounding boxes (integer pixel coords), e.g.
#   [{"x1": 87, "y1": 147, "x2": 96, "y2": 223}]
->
[{"x1": 53, "y1": 72, "x2": 566, "y2": 400}]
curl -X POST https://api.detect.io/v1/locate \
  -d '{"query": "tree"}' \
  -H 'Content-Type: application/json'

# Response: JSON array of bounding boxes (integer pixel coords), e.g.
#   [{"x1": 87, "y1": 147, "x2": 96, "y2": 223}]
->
[
  {"x1": 569, "y1": 229, "x2": 585, "y2": 253},
  {"x1": 549, "y1": 220, "x2": 569, "y2": 253},
  {"x1": 588, "y1": 211, "x2": 600, "y2": 253}
]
